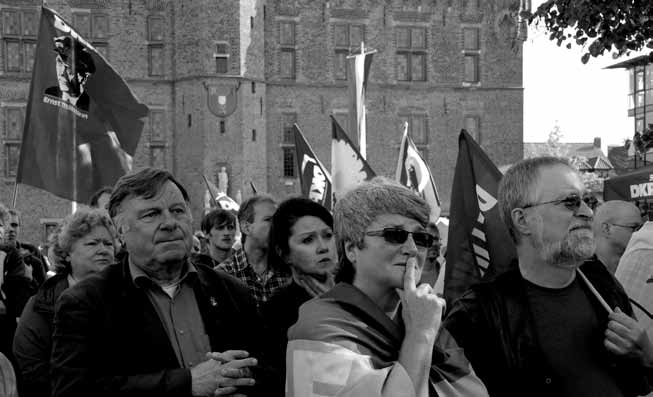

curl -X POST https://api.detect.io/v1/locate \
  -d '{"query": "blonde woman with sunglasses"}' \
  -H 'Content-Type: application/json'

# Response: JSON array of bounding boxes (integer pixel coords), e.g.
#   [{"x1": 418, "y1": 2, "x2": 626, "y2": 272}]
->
[{"x1": 286, "y1": 177, "x2": 487, "y2": 397}]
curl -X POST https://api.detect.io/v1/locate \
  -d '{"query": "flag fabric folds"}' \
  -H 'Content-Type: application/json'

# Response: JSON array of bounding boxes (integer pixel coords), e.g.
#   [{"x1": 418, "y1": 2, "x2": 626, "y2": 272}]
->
[
  {"x1": 347, "y1": 50, "x2": 373, "y2": 159},
  {"x1": 330, "y1": 116, "x2": 376, "y2": 202},
  {"x1": 16, "y1": 7, "x2": 148, "y2": 203},
  {"x1": 395, "y1": 122, "x2": 441, "y2": 221},
  {"x1": 293, "y1": 124, "x2": 332, "y2": 210},
  {"x1": 444, "y1": 130, "x2": 517, "y2": 304},
  {"x1": 203, "y1": 175, "x2": 240, "y2": 212},
  {"x1": 286, "y1": 283, "x2": 488, "y2": 397}
]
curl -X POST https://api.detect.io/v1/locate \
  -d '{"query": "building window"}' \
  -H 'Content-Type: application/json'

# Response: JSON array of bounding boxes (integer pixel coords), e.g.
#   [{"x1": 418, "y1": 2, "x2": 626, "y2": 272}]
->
[
  {"x1": 636, "y1": 117, "x2": 645, "y2": 134},
  {"x1": 149, "y1": 110, "x2": 165, "y2": 142},
  {"x1": 334, "y1": 23, "x2": 365, "y2": 80},
  {"x1": 4, "y1": 106, "x2": 23, "y2": 177},
  {"x1": 1, "y1": 8, "x2": 37, "y2": 73},
  {"x1": 279, "y1": 21, "x2": 296, "y2": 79},
  {"x1": 41, "y1": 220, "x2": 61, "y2": 243},
  {"x1": 463, "y1": 27, "x2": 480, "y2": 84},
  {"x1": 281, "y1": 113, "x2": 297, "y2": 177},
  {"x1": 150, "y1": 145, "x2": 166, "y2": 169},
  {"x1": 147, "y1": 16, "x2": 164, "y2": 77},
  {"x1": 464, "y1": 116, "x2": 481, "y2": 143},
  {"x1": 144, "y1": 109, "x2": 166, "y2": 168},
  {"x1": 214, "y1": 41, "x2": 229, "y2": 74},
  {"x1": 396, "y1": 26, "x2": 426, "y2": 82},
  {"x1": 73, "y1": 11, "x2": 109, "y2": 60}
]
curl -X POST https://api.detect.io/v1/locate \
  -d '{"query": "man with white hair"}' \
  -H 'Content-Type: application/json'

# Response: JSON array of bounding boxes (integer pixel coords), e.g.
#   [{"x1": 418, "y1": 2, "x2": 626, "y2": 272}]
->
[{"x1": 444, "y1": 156, "x2": 653, "y2": 397}]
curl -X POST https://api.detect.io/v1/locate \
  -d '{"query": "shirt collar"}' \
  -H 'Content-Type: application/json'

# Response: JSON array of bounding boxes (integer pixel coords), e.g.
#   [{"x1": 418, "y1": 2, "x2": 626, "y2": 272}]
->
[{"x1": 129, "y1": 255, "x2": 198, "y2": 289}]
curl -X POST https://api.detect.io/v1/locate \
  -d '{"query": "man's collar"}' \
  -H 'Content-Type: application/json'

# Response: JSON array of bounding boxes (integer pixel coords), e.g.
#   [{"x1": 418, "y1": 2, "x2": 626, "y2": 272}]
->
[{"x1": 129, "y1": 256, "x2": 197, "y2": 288}]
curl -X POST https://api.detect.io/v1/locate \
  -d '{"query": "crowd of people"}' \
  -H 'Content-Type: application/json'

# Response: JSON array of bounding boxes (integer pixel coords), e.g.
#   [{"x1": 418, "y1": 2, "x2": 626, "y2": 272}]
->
[{"x1": 0, "y1": 157, "x2": 651, "y2": 396}]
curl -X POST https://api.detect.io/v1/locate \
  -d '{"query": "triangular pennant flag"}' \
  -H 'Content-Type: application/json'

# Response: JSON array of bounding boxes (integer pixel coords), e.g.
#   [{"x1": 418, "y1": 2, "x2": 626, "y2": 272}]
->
[
  {"x1": 348, "y1": 49, "x2": 374, "y2": 159},
  {"x1": 395, "y1": 122, "x2": 441, "y2": 221},
  {"x1": 17, "y1": 7, "x2": 148, "y2": 203},
  {"x1": 330, "y1": 115, "x2": 376, "y2": 202},
  {"x1": 444, "y1": 130, "x2": 517, "y2": 303},
  {"x1": 293, "y1": 124, "x2": 332, "y2": 210}
]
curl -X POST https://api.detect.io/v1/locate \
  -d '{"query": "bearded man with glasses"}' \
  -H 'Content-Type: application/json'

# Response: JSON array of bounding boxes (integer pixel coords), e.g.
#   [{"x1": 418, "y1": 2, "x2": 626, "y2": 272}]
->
[
  {"x1": 286, "y1": 177, "x2": 487, "y2": 396},
  {"x1": 444, "y1": 156, "x2": 653, "y2": 397}
]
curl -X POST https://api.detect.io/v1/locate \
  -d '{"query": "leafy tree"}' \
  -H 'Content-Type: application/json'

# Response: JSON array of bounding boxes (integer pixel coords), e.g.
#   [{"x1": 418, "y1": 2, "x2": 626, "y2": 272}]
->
[
  {"x1": 528, "y1": 0, "x2": 653, "y2": 64},
  {"x1": 545, "y1": 121, "x2": 566, "y2": 157}
]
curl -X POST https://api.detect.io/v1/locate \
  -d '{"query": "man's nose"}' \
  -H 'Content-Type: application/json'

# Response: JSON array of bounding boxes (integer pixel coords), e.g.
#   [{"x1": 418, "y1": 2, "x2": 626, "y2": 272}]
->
[
  {"x1": 159, "y1": 211, "x2": 179, "y2": 229},
  {"x1": 575, "y1": 200, "x2": 594, "y2": 220}
]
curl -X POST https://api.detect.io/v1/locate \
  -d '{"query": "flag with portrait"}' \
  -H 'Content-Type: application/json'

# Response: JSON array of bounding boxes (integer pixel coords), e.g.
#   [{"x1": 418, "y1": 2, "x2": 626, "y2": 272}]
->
[
  {"x1": 293, "y1": 124, "x2": 332, "y2": 210},
  {"x1": 16, "y1": 7, "x2": 148, "y2": 203}
]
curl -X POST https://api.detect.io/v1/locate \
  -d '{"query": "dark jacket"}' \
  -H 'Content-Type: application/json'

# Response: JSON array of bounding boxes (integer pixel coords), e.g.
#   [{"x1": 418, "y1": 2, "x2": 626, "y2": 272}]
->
[
  {"x1": 262, "y1": 281, "x2": 312, "y2": 396},
  {"x1": 13, "y1": 273, "x2": 68, "y2": 397},
  {"x1": 444, "y1": 258, "x2": 653, "y2": 397},
  {"x1": 51, "y1": 255, "x2": 270, "y2": 397},
  {"x1": 15, "y1": 241, "x2": 47, "y2": 288}
]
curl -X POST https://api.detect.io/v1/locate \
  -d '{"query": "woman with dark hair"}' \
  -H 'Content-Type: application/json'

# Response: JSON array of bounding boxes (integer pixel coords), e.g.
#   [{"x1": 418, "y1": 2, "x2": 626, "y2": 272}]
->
[
  {"x1": 262, "y1": 197, "x2": 338, "y2": 395},
  {"x1": 13, "y1": 209, "x2": 116, "y2": 397}
]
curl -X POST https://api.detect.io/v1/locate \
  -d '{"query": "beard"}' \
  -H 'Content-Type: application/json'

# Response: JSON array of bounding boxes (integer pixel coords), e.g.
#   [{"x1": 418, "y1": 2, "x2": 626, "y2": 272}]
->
[{"x1": 534, "y1": 228, "x2": 595, "y2": 268}]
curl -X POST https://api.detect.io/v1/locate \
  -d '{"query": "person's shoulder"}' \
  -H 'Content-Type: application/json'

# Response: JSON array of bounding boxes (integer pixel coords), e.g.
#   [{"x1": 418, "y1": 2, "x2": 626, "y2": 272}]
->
[
  {"x1": 58, "y1": 263, "x2": 122, "y2": 304},
  {"x1": 287, "y1": 296, "x2": 341, "y2": 341},
  {"x1": 191, "y1": 253, "x2": 216, "y2": 268},
  {"x1": 196, "y1": 263, "x2": 251, "y2": 299}
]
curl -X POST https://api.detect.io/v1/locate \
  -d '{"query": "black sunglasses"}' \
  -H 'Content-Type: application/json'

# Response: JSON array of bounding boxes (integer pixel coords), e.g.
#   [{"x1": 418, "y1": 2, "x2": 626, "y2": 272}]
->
[
  {"x1": 365, "y1": 227, "x2": 434, "y2": 248},
  {"x1": 522, "y1": 194, "x2": 597, "y2": 212},
  {"x1": 609, "y1": 222, "x2": 644, "y2": 232}
]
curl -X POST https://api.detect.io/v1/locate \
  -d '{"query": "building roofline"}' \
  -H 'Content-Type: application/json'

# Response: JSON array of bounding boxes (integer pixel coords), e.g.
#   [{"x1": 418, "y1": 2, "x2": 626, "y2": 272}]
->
[{"x1": 605, "y1": 54, "x2": 653, "y2": 70}]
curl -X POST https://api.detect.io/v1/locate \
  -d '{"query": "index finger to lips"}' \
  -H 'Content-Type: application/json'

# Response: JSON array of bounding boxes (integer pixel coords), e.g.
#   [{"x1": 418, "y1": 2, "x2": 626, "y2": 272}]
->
[{"x1": 403, "y1": 258, "x2": 417, "y2": 292}]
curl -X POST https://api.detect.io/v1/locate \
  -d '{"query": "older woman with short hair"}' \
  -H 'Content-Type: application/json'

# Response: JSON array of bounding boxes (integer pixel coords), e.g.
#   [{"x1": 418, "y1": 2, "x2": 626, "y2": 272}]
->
[
  {"x1": 13, "y1": 209, "x2": 116, "y2": 397},
  {"x1": 286, "y1": 178, "x2": 487, "y2": 397}
]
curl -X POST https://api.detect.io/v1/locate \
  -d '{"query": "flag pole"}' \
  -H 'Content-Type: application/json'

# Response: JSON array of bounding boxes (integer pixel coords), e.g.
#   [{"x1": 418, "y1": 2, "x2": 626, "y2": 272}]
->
[
  {"x1": 202, "y1": 174, "x2": 218, "y2": 207},
  {"x1": 11, "y1": 181, "x2": 18, "y2": 208},
  {"x1": 577, "y1": 268, "x2": 613, "y2": 314},
  {"x1": 71, "y1": 44, "x2": 78, "y2": 214}
]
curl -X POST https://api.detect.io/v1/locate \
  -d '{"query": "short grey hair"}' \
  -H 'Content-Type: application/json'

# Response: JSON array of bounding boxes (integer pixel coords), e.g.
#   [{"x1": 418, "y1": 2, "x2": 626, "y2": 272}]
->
[
  {"x1": 498, "y1": 156, "x2": 575, "y2": 243},
  {"x1": 57, "y1": 209, "x2": 117, "y2": 274},
  {"x1": 334, "y1": 177, "x2": 430, "y2": 283},
  {"x1": 108, "y1": 167, "x2": 190, "y2": 229}
]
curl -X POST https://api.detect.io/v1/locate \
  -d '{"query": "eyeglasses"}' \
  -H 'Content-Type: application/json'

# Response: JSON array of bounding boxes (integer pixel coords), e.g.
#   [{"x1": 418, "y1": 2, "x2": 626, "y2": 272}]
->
[
  {"x1": 365, "y1": 227, "x2": 434, "y2": 248},
  {"x1": 609, "y1": 223, "x2": 644, "y2": 232},
  {"x1": 522, "y1": 194, "x2": 597, "y2": 212}
]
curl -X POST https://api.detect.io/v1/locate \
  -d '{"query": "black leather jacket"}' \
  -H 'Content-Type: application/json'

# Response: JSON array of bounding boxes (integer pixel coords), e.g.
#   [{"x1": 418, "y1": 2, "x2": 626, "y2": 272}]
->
[{"x1": 444, "y1": 257, "x2": 652, "y2": 397}]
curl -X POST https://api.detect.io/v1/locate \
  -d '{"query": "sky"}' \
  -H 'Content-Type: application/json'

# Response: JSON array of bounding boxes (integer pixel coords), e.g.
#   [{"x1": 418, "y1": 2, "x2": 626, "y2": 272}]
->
[{"x1": 523, "y1": 2, "x2": 644, "y2": 153}]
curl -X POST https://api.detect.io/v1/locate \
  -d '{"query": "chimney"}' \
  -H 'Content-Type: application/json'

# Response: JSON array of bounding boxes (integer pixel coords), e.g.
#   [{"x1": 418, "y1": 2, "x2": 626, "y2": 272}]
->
[{"x1": 593, "y1": 137, "x2": 601, "y2": 148}]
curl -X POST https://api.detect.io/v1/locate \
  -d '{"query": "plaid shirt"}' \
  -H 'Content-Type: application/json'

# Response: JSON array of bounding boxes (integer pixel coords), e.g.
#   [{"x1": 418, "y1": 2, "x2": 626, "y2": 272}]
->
[{"x1": 216, "y1": 247, "x2": 291, "y2": 306}]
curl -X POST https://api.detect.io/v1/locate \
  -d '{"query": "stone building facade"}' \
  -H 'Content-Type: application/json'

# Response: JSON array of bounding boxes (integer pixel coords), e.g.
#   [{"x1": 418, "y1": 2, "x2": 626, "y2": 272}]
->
[{"x1": 0, "y1": 0, "x2": 524, "y2": 245}]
